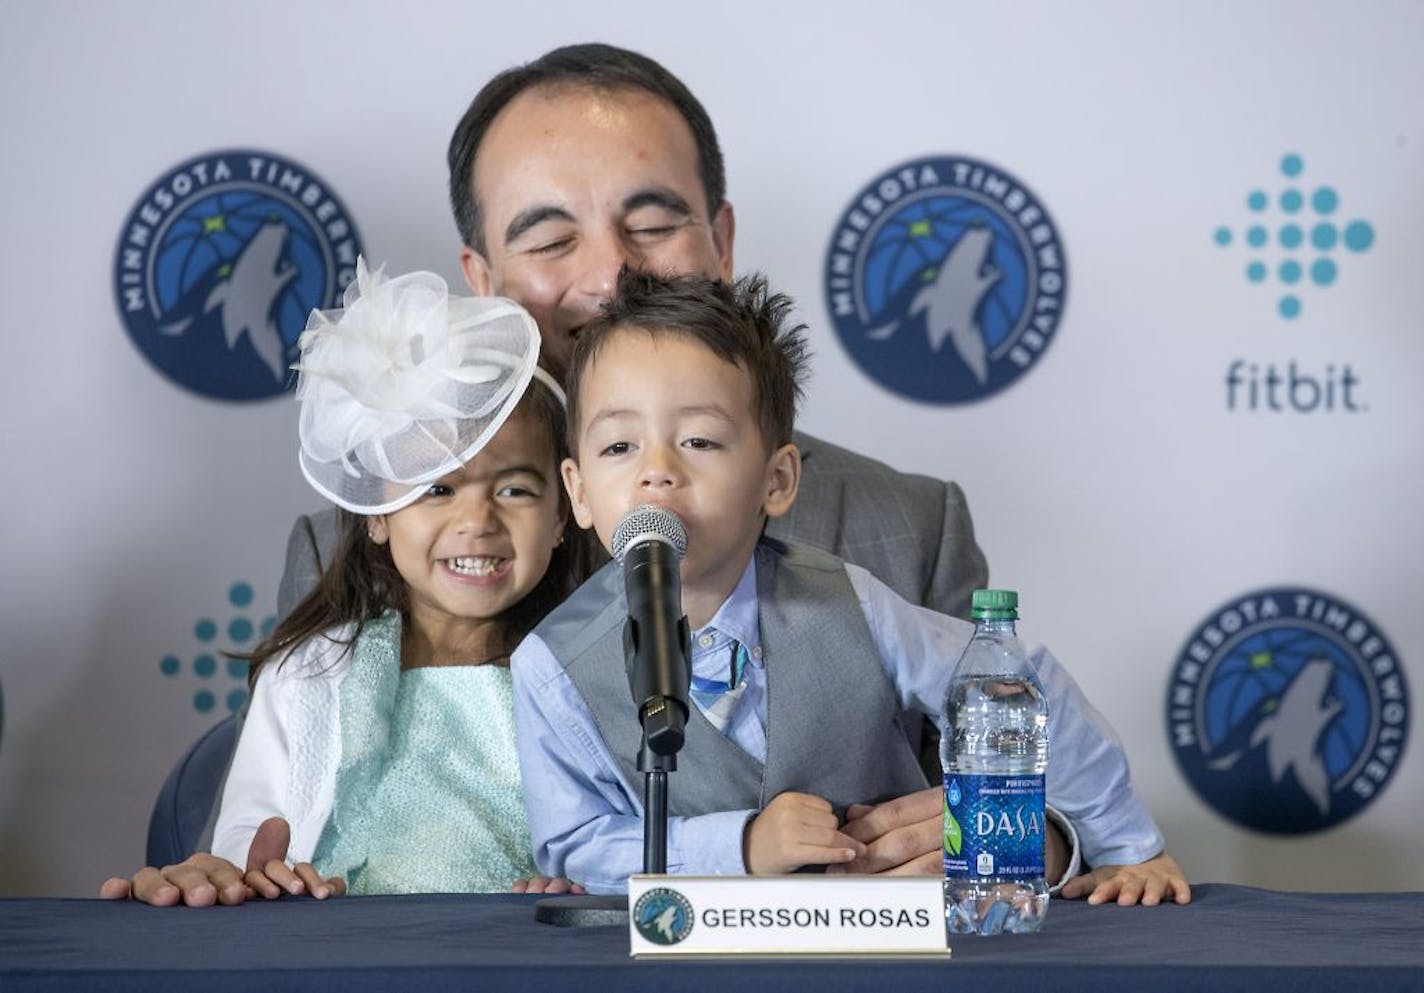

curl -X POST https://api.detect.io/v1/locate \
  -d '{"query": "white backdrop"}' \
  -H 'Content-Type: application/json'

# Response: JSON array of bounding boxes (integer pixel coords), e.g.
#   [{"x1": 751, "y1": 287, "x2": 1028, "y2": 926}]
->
[{"x1": 1, "y1": 0, "x2": 1419, "y2": 896}]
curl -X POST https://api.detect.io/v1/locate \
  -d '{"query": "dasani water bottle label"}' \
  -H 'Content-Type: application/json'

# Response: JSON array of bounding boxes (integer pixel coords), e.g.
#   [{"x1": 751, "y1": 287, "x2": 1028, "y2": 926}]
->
[{"x1": 943, "y1": 773, "x2": 1045, "y2": 879}]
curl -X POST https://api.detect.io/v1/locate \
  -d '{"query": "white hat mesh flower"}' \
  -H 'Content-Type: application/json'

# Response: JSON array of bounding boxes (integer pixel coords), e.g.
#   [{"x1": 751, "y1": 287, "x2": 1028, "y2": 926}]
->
[{"x1": 294, "y1": 258, "x2": 550, "y2": 514}]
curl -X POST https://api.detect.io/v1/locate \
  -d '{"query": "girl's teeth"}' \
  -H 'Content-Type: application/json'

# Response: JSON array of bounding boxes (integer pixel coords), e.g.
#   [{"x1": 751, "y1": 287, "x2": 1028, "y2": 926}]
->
[{"x1": 449, "y1": 557, "x2": 502, "y2": 576}]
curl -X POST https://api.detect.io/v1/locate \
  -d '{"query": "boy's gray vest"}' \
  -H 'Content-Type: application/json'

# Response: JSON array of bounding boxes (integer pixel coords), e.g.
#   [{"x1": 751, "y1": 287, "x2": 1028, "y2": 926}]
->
[{"x1": 533, "y1": 538, "x2": 930, "y2": 815}]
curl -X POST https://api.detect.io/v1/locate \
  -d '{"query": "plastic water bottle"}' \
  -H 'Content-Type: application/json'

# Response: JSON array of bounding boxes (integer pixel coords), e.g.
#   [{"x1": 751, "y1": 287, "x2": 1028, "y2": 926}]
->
[{"x1": 941, "y1": 589, "x2": 1049, "y2": 935}]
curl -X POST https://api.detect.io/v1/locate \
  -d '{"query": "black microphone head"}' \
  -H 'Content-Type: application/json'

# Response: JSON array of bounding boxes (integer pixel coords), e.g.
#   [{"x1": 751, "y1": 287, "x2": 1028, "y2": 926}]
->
[{"x1": 612, "y1": 504, "x2": 688, "y2": 563}]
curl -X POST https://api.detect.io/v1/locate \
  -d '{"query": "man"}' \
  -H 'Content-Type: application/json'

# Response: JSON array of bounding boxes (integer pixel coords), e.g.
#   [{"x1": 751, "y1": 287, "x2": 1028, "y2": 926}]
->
[
  {"x1": 283, "y1": 46, "x2": 988, "y2": 626},
  {"x1": 105, "y1": 43, "x2": 1186, "y2": 908}
]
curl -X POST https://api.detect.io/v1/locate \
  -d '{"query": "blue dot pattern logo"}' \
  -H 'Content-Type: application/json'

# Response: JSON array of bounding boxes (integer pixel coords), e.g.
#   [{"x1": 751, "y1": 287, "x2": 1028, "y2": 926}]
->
[
  {"x1": 114, "y1": 150, "x2": 363, "y2": 400},
  {"x1": 1212, "y1": 153, "x2": 1374, "y2": 320},
  {"x1": 825, "y1": 156, "x2": 1067, "y2": 404},
  {"x1": 1167, "y1": 587, "x2": 1409, "y2": 834},
  {"x1": 160, "y1": 581, "x2": 276, "y2": 714},
  {"x1": 633, "y1": 887, "x2": 695, "y2": 945}
]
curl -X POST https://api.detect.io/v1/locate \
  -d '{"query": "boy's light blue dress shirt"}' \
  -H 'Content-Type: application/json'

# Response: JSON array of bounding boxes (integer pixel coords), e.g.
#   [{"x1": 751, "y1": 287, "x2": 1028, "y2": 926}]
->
[{"x1": 512, "y1": 557, "x2": 1164, "y2": 894}]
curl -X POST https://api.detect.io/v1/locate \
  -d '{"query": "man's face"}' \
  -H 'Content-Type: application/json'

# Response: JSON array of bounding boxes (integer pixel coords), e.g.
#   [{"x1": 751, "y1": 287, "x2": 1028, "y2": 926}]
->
[
  {"x1": 561, "y1": 329, "x2": 798, "y2": 627},
  {"x1": 460, "y1": 84, "x2": 734, "y2": 377}
]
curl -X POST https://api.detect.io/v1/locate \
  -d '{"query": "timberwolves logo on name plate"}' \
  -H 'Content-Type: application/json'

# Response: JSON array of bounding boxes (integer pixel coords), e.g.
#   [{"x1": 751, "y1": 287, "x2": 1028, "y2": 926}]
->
[
  {"x1": 113, "y1": 149, "x2": 363, "y2": 401},
  {"x1": 633, "y1": 887, "x2": 694, "y2": 945},
  {"x1": 1167, "y1": 587, "x2": 1410, "y2": 834},
  {"x1": 824, "y1": 156, "x2": 1066, "y2": 404}
]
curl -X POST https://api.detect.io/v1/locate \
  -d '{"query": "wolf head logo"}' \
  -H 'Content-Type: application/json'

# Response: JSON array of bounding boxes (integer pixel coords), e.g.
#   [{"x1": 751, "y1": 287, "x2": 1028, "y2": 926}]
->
[
  {"x1": 866, "y1": 226, "x2": 1000, "y2": 383},
  {"x1": 1248, "y1": 658, "x2": 1342, "y2": 815},
  {"x1": 1204, "y1": 657, "x2": 1341, "y2": 816},
  {"x1": 160, "y1": 221, "x2": 297, "y2": 385}
]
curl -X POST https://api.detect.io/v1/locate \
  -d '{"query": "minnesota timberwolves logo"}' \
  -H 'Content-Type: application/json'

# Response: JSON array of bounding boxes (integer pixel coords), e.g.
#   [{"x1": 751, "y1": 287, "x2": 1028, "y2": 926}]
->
[
  {"x1": 113, "y1": 149, "x2": 363, "y2": 400},
  {"x1": 633, "y1": 887, "x2": 694, "y2": 945},
  {"x1": 1167, "y1": 587, "x2": 1409, "y2": 834},
  {"x1": 824, "y1": 156, "x2": 1066, "y2": 404}
]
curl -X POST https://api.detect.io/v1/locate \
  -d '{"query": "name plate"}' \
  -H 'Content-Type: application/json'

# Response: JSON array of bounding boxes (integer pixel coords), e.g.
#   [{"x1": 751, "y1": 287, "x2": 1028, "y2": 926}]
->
[{"x1": 626, "y1": 875, "x2": 949, "y2": 957}]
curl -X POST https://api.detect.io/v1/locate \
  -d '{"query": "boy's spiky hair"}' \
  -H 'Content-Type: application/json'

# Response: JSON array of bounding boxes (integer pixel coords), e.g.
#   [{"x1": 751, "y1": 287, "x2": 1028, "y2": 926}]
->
[{"x1": 566, "y1": 269, "x2": 810, "y2": 455}]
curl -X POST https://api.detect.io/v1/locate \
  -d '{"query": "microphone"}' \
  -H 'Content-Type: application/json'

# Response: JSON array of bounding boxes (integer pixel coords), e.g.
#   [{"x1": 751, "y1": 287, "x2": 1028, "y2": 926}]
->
[{"x1": 612, "y1": 504, "x2": 691, "y2": 759}]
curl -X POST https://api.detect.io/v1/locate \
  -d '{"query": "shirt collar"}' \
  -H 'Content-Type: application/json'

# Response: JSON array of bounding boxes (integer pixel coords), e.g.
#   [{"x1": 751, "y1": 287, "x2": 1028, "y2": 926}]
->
[{"x1": 691, "y1": 554, "x2": 760, "y2": 660}]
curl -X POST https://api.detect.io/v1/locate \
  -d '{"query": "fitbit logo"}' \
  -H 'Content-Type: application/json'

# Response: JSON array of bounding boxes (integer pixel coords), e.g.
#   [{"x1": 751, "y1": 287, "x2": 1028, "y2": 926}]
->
[
  {"x1": 1224, "y1": 361, "x2": 1365, "y2": 413},
  {"x1": 1214, "y1": 152, "x2": 1375, "y2": 415},
  {"x1": 1211, "y1": 153, "x2": 1373, "y2": 322}
]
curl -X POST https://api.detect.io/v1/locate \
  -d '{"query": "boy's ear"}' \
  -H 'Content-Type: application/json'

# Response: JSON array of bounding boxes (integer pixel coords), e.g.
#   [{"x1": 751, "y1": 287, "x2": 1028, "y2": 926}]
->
[
  {"x1": 762, "y1": 442, "x2": 801, "y2": 520},
  {"x1": 367, "y1": 515, "x2": 390, "y2": 545},
  {"x1": 560, "y1": 457, "x2": 596, "y2": 530}
]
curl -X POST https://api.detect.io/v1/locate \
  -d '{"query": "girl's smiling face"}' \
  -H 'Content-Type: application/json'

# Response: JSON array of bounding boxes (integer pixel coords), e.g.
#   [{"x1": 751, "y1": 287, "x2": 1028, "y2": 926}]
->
[{"x1": 368, "y1": 404, "x2": 566, "y2": 662}]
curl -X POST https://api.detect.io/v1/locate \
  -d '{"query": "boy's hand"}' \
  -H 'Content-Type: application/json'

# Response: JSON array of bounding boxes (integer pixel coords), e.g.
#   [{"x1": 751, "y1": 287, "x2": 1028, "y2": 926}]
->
[
  {"x1": 1059, "y1": 853, "x2": 1191, "y2": 906},
  {"x1": 744, "y1": 792, "x2": 866, "y2": 875},
  {"x1": 512, "y1": 876, "x2": 587, "y2": 895}
]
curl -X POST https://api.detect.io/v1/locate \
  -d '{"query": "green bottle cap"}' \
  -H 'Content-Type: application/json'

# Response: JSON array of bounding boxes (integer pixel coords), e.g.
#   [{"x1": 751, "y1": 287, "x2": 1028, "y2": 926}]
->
[{"x1": 971, "y1": 588, "x2": 1019, "y2": 619}]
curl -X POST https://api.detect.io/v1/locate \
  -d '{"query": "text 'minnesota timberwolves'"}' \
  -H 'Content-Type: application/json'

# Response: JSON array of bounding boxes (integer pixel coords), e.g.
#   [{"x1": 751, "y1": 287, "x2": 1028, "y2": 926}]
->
[
  {"x1": 824, "y1": 155, "x2": 1066, "y2": 406},
  {"x1": 113, "y1": 149, "x2": 363, "y2": 401}
]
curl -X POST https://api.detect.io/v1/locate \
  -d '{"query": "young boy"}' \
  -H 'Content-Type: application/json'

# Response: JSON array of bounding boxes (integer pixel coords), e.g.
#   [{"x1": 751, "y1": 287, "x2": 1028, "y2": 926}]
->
[{"x1": 511, "y1": 269, "x2": 1188, "y2": 902}]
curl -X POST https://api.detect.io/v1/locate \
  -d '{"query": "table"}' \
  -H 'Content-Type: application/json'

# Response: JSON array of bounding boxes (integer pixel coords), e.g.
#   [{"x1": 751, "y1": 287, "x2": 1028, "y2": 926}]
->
[{"x1": 2, "y1": 883, "x2": 1421, "y2": 992}]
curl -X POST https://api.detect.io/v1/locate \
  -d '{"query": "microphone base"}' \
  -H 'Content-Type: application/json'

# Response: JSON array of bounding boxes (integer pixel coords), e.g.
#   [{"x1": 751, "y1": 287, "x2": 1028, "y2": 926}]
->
[{"x1": 533, "y1": 894, "x2": 628, "y2": 927}]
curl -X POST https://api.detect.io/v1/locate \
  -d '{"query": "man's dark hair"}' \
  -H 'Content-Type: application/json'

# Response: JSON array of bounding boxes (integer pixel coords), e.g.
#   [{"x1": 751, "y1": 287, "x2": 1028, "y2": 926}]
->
[
  {"x1": 447, "y1": 43, "x2": 726, "y2": 256},
  {"x1": 566, "y1": 269, "x2": 809, "y2": 457}
]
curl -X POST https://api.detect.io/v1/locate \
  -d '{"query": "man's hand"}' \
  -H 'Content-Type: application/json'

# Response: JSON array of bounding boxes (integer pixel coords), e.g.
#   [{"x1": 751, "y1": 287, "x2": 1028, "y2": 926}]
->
[
  {"x1": 831, "y1": 787, "x2": 942, "y2": 875},
  {"x1": 98, "y1": 817, "x2": 343, "y2": 906},
  {"x1": 99, "y1": 852, "x2": 250, "y2": 907},
  {"x1": 832, "y1": 787, "x2": 1070, "y2": 882},
  {"x1": 1059, "y1": 853, "x2": 1191, "y2": 906},
  {"x1": 512, "y1": 876, "x2": 587, "y2": 895},
  {"x1": 744, "y1": 792, "x2": 866, "y2": 875}
]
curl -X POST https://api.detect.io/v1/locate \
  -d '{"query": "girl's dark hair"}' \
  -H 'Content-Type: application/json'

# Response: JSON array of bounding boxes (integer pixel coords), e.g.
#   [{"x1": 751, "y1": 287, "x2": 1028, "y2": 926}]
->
[{"x1": 244, "y1": 377, "x2": 597, "y2": 684}]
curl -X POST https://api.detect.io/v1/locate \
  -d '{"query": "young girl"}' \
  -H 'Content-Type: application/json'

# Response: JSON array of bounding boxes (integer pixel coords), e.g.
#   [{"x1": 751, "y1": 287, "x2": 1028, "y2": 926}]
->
[{"x1": 108, "y1": 260, "x2": 591, "y2": 903}]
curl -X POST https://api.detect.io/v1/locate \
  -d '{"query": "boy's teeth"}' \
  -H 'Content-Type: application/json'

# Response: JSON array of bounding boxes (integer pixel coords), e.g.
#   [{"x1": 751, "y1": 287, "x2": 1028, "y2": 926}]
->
[{"x1": 448, "y1": 556, "x2": 503, "y2": 576}]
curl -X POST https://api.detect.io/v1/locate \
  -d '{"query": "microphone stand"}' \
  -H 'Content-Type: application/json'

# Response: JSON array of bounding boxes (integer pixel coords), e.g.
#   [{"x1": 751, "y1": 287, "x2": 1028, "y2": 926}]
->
[
  {"x1": 534, "y1": 587, "x2": 690, "y2": 927},
  {"x1": 533, "y1": 695, "x2": 687, "y2": 928},
  {"x1": 636, "y1": 688, "x2": 686, "y2": 875}
]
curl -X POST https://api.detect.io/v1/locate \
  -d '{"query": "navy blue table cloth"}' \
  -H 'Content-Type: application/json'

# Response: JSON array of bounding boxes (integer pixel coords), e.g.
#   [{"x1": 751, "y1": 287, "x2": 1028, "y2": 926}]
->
[{"x1": 2, "y1": 883, "x2": 1421, "y2": 992}]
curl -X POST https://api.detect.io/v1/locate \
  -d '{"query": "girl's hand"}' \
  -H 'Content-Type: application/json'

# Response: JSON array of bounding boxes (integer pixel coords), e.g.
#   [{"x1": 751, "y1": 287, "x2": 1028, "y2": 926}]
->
[
  {"x1": 244, "y1": 859, "x2": 346, "y2": 900},
  {"x1": 242, "y1": 816, "x2": 345, "y2": 900},
  {"x1": 511, "y1": 876, "x2": 586, "y2": 895}
]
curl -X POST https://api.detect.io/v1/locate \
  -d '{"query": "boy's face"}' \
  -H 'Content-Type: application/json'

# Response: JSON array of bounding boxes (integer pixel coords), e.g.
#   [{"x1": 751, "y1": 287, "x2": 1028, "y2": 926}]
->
[
  {"x1": 370, "y1": 406, "x2": 566, "y2": 651},
  {"x1": 562, "y1": 328, "x2": 799, "y2": 624}
]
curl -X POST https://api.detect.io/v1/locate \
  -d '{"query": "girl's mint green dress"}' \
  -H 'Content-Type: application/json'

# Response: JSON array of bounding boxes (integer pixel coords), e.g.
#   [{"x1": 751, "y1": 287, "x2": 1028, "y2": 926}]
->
[{"x1": 312, "y1": 611, "x2": 537, "y2": 894}]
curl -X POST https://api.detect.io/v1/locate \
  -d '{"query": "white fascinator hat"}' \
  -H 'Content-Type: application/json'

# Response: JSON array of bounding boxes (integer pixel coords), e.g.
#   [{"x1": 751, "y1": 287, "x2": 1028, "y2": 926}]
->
[{"x1": 294, "y1": 258, "x2": 564, "y2": 515}]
